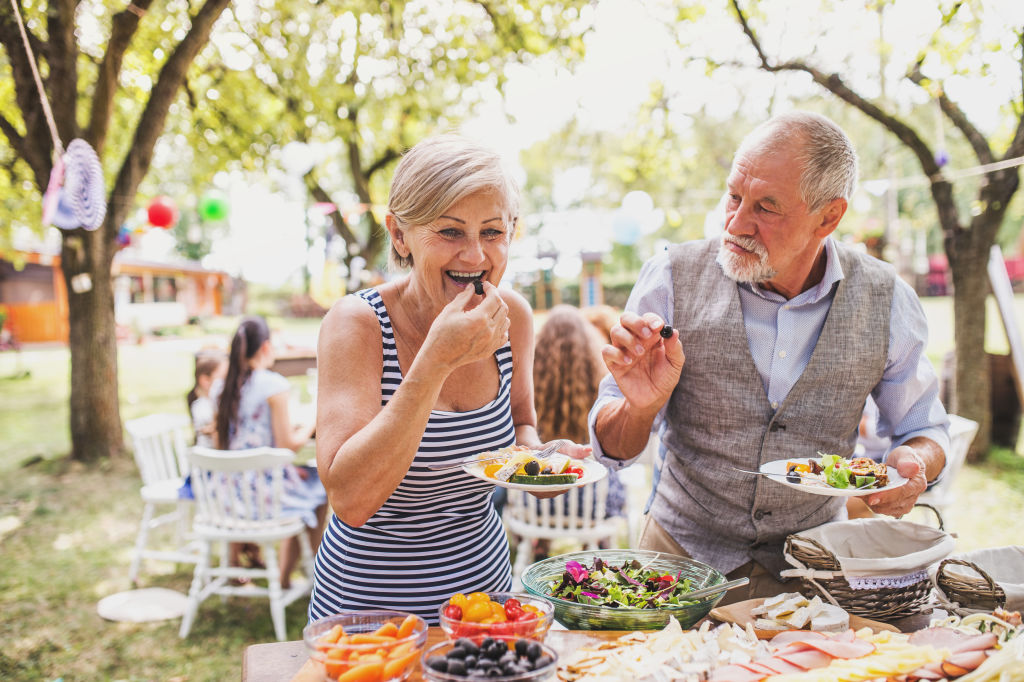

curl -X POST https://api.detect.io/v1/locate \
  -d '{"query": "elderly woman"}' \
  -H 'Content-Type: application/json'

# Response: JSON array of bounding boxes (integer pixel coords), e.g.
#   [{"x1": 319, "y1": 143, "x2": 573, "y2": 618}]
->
[{"x1": 309, "y1": 135, "x2": 585, "y2": 623}]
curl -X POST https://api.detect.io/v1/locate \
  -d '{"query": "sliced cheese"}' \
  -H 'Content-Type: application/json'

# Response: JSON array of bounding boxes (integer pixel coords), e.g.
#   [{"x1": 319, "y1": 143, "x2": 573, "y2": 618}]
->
[{"x1": 811, "y1": 603, "x2": 850, "y2": 633}]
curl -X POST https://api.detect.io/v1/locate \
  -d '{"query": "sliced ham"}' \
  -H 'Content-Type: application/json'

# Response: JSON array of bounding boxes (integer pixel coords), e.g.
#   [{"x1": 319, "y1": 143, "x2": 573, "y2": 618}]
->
[
  {"x1": 710, "y1": 663, "x2": 768, "y2": 682},
  {"x1": 796, "y1": 636, "x2": 875, "y2": 659},
  {"x1": 774, "y1": 647, "x2": 834, "y2": 670},
  {"x1": 754, "y1": 657, "x2": 806, "y2": 675},
  {"x1": 949, "y1": 632, "x2": 998, "y2": 654},
  {"x1": 769, "y1": 630, "x2": 828, "y2": 646},
  {"x1": 945, "y1": 649, "x2": 989, "y2": 669}
]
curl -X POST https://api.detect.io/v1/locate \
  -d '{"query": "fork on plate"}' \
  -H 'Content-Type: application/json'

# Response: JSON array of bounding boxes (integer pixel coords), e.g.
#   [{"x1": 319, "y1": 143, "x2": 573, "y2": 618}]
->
[{"x1": 426, "y1": 439, "x2": 567, "y2": 471}]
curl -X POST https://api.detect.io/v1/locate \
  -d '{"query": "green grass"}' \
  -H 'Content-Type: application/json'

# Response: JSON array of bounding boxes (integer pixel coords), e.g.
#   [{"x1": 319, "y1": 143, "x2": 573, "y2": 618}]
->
[{"x1": 1, "y1": 301, "x2": 1023, "y2": 681}]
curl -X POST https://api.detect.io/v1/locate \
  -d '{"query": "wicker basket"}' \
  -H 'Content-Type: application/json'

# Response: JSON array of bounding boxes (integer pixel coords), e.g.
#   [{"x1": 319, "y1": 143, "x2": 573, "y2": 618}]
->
[
  {"x1": 783, "y1": 534, "x2": 933, "y2": 622},
  {"x1": 935, "y1": 558, "x2": 1007, "y2": 613}
]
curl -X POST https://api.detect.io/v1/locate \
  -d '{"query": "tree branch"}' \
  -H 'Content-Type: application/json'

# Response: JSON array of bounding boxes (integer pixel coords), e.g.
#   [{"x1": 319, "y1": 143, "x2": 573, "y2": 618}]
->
[
  {"x1": 49, "y1": 0, "x2": 81, "y2": 142},
  {"x1": 0, "y1": 112, "x2": 25, "y2": 155},
  {"x1": 86, "y1": 0, "x2": 155, "y2": 153},
  {"x1": 908, "y1": 65, "x2": 993, "y2": 165},
  {"x1": 109, "y1": 0, "x2": 231, "y2": 236},
  {"x1": 0, "y1": 0, "x2": 55, "y2": 186},
  {"x1": 366, "y1": 148, "x2": 400, "y2": 178},
  {"x1": 308, "y1": 179, "x2": 358, "y2": 247}
]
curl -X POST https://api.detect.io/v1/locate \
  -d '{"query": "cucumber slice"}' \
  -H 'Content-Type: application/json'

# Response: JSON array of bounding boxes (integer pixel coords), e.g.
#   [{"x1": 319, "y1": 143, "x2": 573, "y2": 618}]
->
[{"x1": 508, "y1": 473, "x2": 579, "y2": 485}]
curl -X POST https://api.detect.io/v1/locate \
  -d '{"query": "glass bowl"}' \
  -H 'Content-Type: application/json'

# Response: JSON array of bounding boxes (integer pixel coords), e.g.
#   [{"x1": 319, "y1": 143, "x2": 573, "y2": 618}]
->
[
  {"x1": 437, "y1": 591, "x2": 554, "y2": 643},
  {"x1": 520, "y1": 549, "x2": 727, "y2": 630},
  {"x1": 419, "y1": 637, "x2": 558, "y2": 682},
  {"x1": 303, "y1": 610, "x2": 428, "y2": 681}
]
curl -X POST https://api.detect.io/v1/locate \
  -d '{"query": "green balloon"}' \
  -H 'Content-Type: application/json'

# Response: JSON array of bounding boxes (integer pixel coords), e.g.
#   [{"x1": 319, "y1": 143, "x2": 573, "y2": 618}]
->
[{"x1": 198, "y1": 193, "x2": 229, "y2": 222}]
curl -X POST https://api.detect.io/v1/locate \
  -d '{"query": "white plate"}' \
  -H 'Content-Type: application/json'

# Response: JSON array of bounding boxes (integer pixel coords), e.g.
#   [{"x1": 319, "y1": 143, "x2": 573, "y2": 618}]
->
[
  {"x1": 758, "y1": 458, "x2": 908, "y2": 497},
  {"x1": 464, "y1": 454, "x2": 608, "y2": 492}
]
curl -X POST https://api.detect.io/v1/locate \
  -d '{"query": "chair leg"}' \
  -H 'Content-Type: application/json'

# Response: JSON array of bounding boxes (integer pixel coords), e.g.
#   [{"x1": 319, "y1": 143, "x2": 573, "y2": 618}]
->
[
  {"x1": 179, "y1": 540, "x2": 212, "y2": 639},
  {"x1": 263, "y1": 542, "x2": 287, "y2": 642},
  {"x1": 130, "y1": 502, "x2": 156, "y2": 586}
]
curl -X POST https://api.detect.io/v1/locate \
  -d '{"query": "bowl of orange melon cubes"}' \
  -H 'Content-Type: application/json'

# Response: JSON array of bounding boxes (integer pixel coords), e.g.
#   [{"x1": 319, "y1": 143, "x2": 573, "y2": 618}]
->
[{"x1": 304, "y1": 610, "x2": 428, "y2": 681}]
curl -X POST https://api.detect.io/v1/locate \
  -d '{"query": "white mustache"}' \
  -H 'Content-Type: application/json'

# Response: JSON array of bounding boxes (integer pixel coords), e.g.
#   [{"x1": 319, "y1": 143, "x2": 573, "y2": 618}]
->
[{"x1": 723, "y1": 236, "x2": 766, "y2": 258}]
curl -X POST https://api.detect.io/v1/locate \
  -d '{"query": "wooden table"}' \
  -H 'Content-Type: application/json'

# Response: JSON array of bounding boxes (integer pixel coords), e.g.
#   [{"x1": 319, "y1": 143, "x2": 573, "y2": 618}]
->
[{"x1": 242, "y1": 628, "x2": 626, "y2": 682}]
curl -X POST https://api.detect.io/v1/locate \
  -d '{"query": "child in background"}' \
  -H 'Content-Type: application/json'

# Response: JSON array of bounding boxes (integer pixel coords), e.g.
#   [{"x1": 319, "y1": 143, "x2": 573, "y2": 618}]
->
[{"x1": 187, "y1": 351, "x2": 227, "y2": 447}]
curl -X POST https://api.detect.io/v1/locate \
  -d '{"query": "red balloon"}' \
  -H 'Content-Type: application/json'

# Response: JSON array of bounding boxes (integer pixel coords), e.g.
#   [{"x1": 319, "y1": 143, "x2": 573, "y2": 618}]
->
[{"x1": 147, "y1": 196, "x2": 178, "y2": 228}]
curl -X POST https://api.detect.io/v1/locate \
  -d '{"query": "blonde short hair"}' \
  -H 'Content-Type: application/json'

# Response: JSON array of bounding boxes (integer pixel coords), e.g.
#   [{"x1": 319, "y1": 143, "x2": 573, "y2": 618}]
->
[{"x1": 386, "y1": 135, "x2": 520, "y2": 270}]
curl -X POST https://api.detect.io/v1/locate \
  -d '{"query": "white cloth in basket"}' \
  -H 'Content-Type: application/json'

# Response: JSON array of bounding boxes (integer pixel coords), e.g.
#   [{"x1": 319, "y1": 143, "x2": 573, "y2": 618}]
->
[
  {"x1": 786, "y1": 519, "x2": 955, "y2": 590},
  {"x1": 930, "y1": 546, "x2": 1024, "y2": 611}
]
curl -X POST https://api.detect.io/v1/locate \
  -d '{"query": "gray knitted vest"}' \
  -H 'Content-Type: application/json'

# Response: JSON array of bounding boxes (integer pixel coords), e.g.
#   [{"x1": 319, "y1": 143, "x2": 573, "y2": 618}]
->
[{"x1": 650, "y1": 239, "x2": 895, "y2": 577}]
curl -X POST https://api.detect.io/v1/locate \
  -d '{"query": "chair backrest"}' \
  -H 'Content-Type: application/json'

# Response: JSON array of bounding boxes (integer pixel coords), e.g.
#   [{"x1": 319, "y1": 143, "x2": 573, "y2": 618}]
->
[
  {"x1": 125, "y1": 413, "x2": 193, "y2": 486},
  {"x1": 504, "y1": 474, "x2": 612, "y2": 537},
  {"x1": 920, "y1": 414, "x2": 979, "y2": 508},
  {"x1": 188, "y1": 446, "x2": 296, "y2": 528}
]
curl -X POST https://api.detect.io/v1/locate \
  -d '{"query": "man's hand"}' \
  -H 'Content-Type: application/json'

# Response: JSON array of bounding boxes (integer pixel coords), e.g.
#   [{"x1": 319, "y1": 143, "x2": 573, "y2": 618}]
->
[
  {"x1": 864, "y1": 445, "x2": 927, "y2": 517},
  {"x1": 602, "y1": 312, "x2": 685, "y2": 414}
]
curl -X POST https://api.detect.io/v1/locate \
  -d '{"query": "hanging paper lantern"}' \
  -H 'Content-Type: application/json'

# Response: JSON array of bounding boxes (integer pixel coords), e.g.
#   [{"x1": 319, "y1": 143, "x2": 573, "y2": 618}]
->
[
  {"x1": 147, "y1": 196, "x2": 178, "y2": 228},
  {"x1": 63, "y1": 140, "x2": 106, "y2": 230},
  {"x1": 197, "y1": 191, "x2": 230, "y2": 222},
  {"x1": 42, "y1": 139, "x2": 107, "y2": 231}
]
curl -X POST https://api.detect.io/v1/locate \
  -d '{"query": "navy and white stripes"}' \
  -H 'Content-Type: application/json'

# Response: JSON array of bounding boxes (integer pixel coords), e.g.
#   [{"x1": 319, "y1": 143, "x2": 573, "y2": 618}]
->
[{"x1": 309, "y1": 288, "x2": 514, "y2": 624}]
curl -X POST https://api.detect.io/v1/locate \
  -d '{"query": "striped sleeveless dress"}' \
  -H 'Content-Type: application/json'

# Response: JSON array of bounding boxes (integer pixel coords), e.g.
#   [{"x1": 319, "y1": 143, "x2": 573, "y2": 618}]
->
[{"x1": 309, "y1": 288, "x2": 514, "y2": 625}]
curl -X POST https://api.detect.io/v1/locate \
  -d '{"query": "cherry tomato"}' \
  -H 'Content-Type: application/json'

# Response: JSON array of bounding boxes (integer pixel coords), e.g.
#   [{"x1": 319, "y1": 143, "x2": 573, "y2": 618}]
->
[
  {"x1": 514, "y1": 611, "x2": 538, "y2": 636},
  {"x1": 504, "y1": 605, "x2": 523, "y2": 621},
  {"x1": 489, "y1": 621, "x2": 515, "y2": 640},
  {"x1": 565, "y1": 466, "x2": 584, "y2": 477},
  {"x1": 467, "y1": 591, "x2": 491, "y2": 602},
  {"x1": 449, "y1": 593, "x2": 469, "y2": 609},
  {"x1": 504, "y1": 598, "x2": 522, "y2": 612},
  {"x1": 443, "y1": 604, "x2": 463, "y2": 621},
  {"x1": 463, "y1": 600, "x2": 492, "y2": 623},
  {"x1": 521, "y1": 604, "x2": 543, "y2": 616}
]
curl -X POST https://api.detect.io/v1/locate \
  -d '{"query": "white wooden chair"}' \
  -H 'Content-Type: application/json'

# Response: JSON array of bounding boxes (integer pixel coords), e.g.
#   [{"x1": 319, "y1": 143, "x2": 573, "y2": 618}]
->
[
  {"x1": 124, "y1": 413, "x2": 200, "y2": 585},
  {"x1": 178, "y1": 446, "x2": 314, "y2": 641},
  {"x1": 503, "y1": 475, "x2": 620, "y2": 590},
  {"x1": 917, "y1": 414, "x2": 980, "y2": 521}
]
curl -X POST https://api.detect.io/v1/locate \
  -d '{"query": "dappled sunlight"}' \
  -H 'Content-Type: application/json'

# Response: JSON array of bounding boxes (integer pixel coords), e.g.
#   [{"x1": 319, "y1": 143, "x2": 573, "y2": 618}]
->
[
  {"x1": 52, "y1": 530, "x2": 85, "y2": 551},
  {"x1": 0, "y1": 515, "x2": 22, "y2": 541}
]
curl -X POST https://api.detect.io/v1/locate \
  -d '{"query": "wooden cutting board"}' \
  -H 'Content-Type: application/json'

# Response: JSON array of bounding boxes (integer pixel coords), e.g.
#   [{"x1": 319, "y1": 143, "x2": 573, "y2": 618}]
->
[{"x1": 710, "y1": 598, "x2": 900, "y2": 639}]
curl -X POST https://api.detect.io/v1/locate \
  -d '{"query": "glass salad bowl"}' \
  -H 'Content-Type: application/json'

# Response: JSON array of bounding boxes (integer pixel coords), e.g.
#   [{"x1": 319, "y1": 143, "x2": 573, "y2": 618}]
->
[{"x1": 520, "y1": 549, "x2": 728, "y2": 630}]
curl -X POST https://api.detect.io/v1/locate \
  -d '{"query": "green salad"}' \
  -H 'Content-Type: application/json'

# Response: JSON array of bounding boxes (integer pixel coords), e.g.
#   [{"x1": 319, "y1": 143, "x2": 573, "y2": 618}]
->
[{"x1": 548, "y1": 557, "x2": 698, "y2": 609}]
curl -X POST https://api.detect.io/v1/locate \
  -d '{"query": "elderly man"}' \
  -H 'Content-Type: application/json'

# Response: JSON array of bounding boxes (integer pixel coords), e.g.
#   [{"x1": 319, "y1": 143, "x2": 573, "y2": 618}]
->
[{"x1": 589, "y1": 111, "x2": 949, "y2": 603}]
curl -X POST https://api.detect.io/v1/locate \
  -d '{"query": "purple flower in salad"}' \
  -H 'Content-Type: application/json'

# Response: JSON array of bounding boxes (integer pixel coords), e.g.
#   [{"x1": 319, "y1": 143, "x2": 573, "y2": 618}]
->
[
  {"x1": 580, "y1": 591, "x2": 600, "y2": 599},
  {"x1": 565, "y1": 560, "x2": 589, "y2": 583}
]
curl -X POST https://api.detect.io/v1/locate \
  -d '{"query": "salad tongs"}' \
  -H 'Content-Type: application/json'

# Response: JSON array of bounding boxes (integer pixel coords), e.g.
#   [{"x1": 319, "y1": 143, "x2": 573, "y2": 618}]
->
[
  {"x1": 685, "y1": 576, "x2": 750, "y2": 601},
  {"x1": 426, "y1": 440, "x2": 567, "y2": 472}
]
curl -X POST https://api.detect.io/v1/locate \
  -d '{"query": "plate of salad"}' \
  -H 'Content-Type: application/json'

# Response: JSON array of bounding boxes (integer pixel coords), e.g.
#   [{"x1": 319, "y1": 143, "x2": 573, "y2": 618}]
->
[
  {"x1": 759, "y1": 453, "x2": 908, "y2": 497},
  {"x1": 520, "y1": 550, "x2": 727, "y2": 630}
]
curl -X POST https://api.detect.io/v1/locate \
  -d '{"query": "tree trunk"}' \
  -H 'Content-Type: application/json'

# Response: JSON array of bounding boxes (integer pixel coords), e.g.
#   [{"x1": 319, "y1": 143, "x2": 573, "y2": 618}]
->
[
  {"x1": 947, "y1": 229, "x2": 992, "y2": 461},
  {"x1": 61, "y1": 228, "x2": 122, "y2": 461}
]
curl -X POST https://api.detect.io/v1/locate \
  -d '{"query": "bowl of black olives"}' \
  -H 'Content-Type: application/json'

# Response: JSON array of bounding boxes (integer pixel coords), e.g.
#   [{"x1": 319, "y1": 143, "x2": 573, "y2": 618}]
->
[{"x1": 421, "y1": 636, "x2": 558, "y2": 681}]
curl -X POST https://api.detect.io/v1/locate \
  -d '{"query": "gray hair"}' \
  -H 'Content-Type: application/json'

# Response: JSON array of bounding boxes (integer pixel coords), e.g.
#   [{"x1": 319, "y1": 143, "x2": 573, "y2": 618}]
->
[
  {"x1": 386, "y1": 134, "x2": 520, "y2": 270},
  {"x1": 736, "y1": 111, "x2": 858, "y2": 213}
]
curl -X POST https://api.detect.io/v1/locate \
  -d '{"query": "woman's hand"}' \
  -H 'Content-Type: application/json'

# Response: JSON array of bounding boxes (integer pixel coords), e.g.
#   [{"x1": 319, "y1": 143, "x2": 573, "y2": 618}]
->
[{"x1": 422, "y1": 283, "x2": 510, "y2": 373}]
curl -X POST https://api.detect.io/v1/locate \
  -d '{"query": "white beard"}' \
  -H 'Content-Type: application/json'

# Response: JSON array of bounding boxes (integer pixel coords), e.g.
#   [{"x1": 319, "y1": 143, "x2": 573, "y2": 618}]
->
[{"x1": 716, "y1": 235, "x2": 777, "y2": 283}]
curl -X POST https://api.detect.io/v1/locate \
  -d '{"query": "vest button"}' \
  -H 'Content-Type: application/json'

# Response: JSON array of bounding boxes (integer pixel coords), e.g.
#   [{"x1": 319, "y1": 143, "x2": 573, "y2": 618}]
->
[{"x1": 754, "y1": 510, "x2": 765, "y2": 520}]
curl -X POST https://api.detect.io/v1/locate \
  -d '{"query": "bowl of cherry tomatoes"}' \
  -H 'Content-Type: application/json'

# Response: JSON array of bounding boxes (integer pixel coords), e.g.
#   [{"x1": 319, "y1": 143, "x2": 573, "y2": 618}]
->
[{"x1": 438, "y1": 591, "x2": 553, "y2": 644}]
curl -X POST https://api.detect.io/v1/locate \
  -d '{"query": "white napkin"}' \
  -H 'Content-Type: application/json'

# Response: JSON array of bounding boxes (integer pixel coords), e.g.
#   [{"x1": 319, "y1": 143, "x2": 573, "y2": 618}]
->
[
  {"x1": 930, "y1": 545, "x2": 1024, "y2": 612},
  {"x1": 788, "y1": 518, "x2": 955, "y2": 590}
]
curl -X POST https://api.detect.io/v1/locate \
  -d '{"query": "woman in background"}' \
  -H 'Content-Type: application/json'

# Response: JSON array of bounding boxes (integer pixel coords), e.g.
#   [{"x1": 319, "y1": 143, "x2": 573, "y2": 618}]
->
[
  {"x1": 530, "y1": 304, "x2": 627, "y2": 559},
  {"x1": 214, "y1": 316, "x2": 327, "y2": 588}
]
